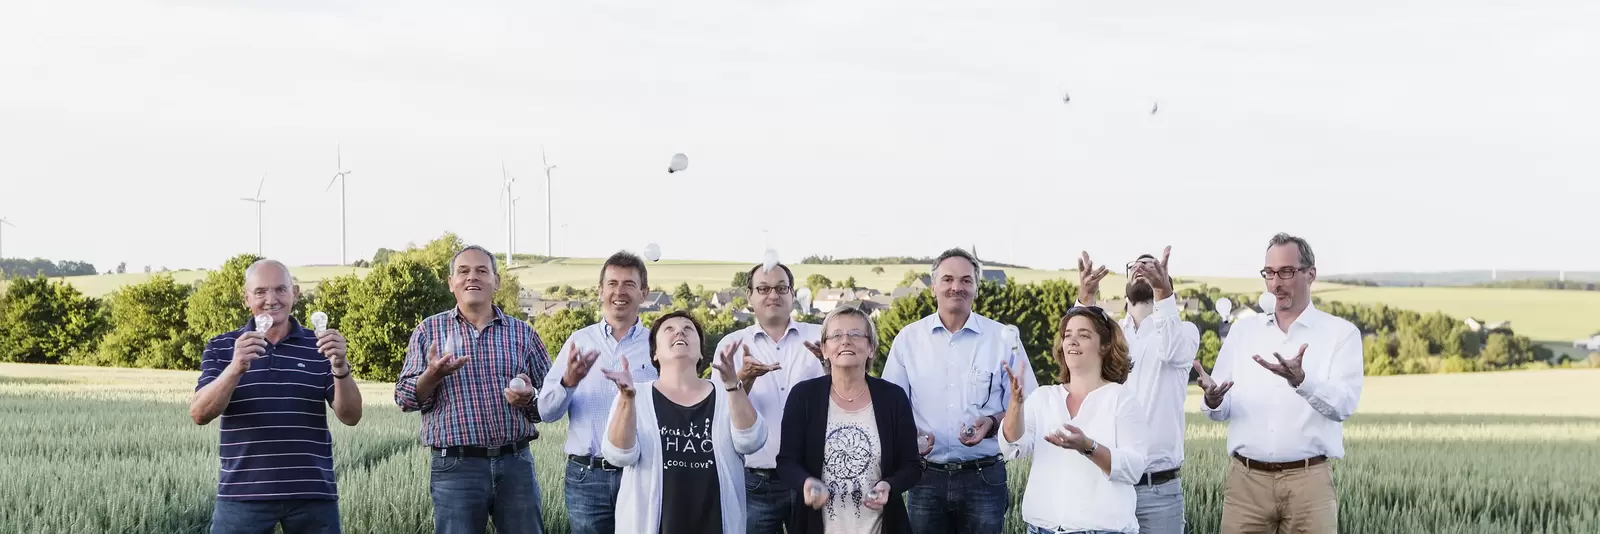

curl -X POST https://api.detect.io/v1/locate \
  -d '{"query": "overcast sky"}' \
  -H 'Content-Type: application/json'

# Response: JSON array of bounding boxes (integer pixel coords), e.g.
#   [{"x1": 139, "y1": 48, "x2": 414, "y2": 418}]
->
[{"x1": 2, "y1": 0, "x2": 1596, "y2": 276}]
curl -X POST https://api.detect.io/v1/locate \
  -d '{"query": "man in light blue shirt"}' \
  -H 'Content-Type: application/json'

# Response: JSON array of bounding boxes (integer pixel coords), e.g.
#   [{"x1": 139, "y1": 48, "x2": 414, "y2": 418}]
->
[
  {"x1": 536, "y1": 251, "x2": 660, "y2": 534},
  {"x1": 882, "y1": 248, "x2": 1038, "y2": 534}
]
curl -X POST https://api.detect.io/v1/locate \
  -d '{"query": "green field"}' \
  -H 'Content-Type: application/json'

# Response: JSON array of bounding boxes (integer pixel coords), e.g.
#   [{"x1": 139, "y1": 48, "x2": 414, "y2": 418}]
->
[
  {"x1": 3, "y1": 363, "x2": 1596, "y2": 534},
  {"x1": 1311, "y1": 285, "x2": 1600, "y2": 343}
]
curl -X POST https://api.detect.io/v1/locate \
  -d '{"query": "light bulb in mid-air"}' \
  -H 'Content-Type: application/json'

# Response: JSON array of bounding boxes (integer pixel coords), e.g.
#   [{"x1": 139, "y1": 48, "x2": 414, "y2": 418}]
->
[
  {"x1": 762, "y1": 249, "x2": 779, "y2": 273},
  {"x1": 643, "y1": 243, "x2": 662, "y2": 262},
  {"x1": 667, "y1": 153, "x2": 688, "y2": 173}
]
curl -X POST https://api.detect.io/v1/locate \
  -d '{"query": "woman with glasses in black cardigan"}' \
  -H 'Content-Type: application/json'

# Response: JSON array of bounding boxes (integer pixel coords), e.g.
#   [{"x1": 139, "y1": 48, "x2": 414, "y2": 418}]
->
[{"x1": 777, "y1": 305, "x2": 922, "y2": 534}]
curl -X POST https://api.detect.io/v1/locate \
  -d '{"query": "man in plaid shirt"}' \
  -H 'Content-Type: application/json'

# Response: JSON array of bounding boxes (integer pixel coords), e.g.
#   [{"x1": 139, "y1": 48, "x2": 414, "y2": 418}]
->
[{"x1": 395, "y1": 245, "x2": 552, "y2": 534}]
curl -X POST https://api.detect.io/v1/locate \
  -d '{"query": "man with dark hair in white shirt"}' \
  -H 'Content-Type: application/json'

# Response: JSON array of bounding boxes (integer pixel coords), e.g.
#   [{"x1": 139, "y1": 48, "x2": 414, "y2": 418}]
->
[
  {"x1": 1075, "y1": 247, "x2": 1198, "y2": 534},
  {"x1": 1196, "y1": 233, "x2": 1363, "y2": 534}
]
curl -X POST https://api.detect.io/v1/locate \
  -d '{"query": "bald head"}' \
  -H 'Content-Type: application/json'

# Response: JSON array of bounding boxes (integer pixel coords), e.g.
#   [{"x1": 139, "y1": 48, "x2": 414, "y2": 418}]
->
[
  {"x1": 245, "y1": 259, "x2": 293, "y2": 284},
  {"x1": 243, "y1": 258, "x2": 299, "y2": 326}
]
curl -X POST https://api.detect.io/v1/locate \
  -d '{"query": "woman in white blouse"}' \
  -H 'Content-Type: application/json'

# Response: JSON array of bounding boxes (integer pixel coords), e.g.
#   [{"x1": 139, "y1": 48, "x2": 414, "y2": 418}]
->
[
  {"x1": 601, "y1": 310, "x2": 767, "y2": 533},
  {"x1": 1000, "y1": 305, "x2": 1149, "y2": 534}
]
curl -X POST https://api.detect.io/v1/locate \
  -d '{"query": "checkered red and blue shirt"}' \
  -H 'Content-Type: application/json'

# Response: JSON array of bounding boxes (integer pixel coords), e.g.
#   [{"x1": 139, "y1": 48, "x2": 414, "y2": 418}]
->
[{"x1": 394, "y1": 307, "x2": 551, "y2": 448}]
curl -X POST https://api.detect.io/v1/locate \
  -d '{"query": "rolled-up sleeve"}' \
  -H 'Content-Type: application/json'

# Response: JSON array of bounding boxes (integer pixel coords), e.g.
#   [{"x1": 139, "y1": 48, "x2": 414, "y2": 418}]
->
[
  {"x1": 1294, "y1": 326, "x2": 1364, "y2": 422},
  {"x1": 394, "y1": 322, "x2": 436, "y2": 413},
  {"x1": 601, "y1": 391, "x2": 641, "y2": 467},
  {"x1": 1106, "y1": 389, "x2": 1150, "y2": 485},
  {"x1": 731, "y1": 408, "x2": 767, "y2": 456},
  {"x1": 998, "y1": 391, "x2": 1039, "y2": 461},
  {"x1": 537, "y1": 334, "x2": 576, "y2": 423}
]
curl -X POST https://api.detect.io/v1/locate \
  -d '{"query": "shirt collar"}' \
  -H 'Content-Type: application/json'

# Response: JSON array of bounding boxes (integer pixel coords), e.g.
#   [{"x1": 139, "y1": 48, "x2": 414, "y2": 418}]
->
[
  {"x1": 1261, "y1": 302, "x2": 1322, "y2": 329},
  {"x1": 929, "y1": 312, "x2": 984, "y2": 335},
  {"x1": 603, "y1": 318, "x2": 646, "y2": 340},
  {"x1": 753, "y1": 319, "x2": 802, "y2": 341},
  {"x1": 241, "y1": 316, "x2": 313, "y2": 340},
  {"x1": 449, "y1": 306, "x2": 511, "y2": 326}
]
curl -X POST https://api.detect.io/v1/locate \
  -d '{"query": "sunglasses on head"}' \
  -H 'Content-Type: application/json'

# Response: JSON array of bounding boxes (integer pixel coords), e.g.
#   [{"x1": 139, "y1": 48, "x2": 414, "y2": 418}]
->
[{"x1": 1068, "y1": 305, "x2": 1112, "y2": 322}]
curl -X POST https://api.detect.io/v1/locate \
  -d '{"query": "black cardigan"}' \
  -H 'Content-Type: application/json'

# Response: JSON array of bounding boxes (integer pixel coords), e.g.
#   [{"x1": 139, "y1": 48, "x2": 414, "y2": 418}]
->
[{"x1": 776, "y1": 375, "x2": 922, "y2": 534}]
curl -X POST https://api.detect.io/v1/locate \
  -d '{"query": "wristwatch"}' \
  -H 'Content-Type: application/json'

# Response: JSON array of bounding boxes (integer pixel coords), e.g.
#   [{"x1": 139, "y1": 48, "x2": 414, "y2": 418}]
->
[
  {"x1": 984, "y1": 415, "x2": 1001, "y2": 439},
  {"x1": 1081, "y1": 440, "x2": 1097, "y2": 456}
]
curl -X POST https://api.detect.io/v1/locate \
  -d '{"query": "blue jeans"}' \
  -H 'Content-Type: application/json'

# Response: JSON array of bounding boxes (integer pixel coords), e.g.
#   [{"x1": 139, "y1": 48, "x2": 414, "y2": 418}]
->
[
  {"x1": 1026, "y1": 526, "x2": 1121, "y2": 534},
  {"x1": 563, "y1": 459, "x2": 624, "y2": 534},
  {"x1": 210, "y1": 499, "x2": 340, "y2": 534},
  {"x1": 745, "y1": 469, "x2": 795, "y2": 534},
  {"x1": 906, "y1": 462, "x2": 1009, "y2": 534},
  {"x1": 1135, "y1": 477, "x2": 1185, "y2": 534},
  {"x1": 429, "y1": 448, "x2": 545, "y2": 534}
]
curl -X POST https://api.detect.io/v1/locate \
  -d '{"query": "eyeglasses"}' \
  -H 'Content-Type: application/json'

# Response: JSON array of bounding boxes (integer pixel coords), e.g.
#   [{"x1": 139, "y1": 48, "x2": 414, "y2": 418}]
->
[
  {"x1": 1259, "y1": 267, "x2": 1307, "y2": 280},
  {"x1": 753, "y1": 285, "x2": 793, "y2": 295},
  {"x1": 824, "y1": 331, "x2": 870, "y2": 343},
  {"x1": 1125, "y1": 259, "x2": 1157, "y2": 274}
]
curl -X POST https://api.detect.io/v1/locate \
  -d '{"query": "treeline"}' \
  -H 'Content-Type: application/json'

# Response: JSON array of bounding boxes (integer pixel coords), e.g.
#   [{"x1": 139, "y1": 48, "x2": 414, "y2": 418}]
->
[
  {"x1": 1324, "y1": 277, "x2": 1382, "y2": 287},
  {"x1": 0, "y1": 258, "x2": 98, "y2": 279},
  {"x1": 4, "y1": 242, "x2": 1589, "y2": 383},
  {"x1": 800, "y1": 255, "x2": 1027, "y2": 269},
  {"x1": 1475, "y1": 279, "x2": 1600, "y2": 291},
  {"x1": 0, "y1": 234, "x2": 527, "y2": 382}
]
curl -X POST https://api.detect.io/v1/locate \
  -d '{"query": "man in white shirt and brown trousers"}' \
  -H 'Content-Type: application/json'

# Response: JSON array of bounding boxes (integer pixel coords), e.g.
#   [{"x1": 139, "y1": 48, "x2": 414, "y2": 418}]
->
[
  {"x1": 1197, "y1": 233, "x2": 1364, "y2": 534},
  {"x1": 1074, "y1": 247, "x2": 1199, "y2": 534}
]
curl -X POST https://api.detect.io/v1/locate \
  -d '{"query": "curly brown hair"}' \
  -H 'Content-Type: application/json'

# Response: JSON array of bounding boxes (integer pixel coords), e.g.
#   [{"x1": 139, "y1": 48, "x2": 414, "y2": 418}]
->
[{"x1": 1052, "y1": 307, "x2": 1132, "y2": 385}]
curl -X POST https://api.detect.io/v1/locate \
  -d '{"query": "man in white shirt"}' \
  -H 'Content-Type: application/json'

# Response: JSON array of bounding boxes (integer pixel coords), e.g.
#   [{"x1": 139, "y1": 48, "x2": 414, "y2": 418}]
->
[
  {"x1": 710, "y1": 262, "x2": 826, "y2": 533},
  {"x1": 1197, "y1": 233, "x2": 1363, "y2": 534},
  {"x1": 536, "y1": 251, "x2": 661, "y2": 534},
  {"x1": 1075, "y1": 248, "x2": 1198, "y2": 534},
  {"x1": 883, "y1": 248, "x2": 1038, "y2": 534}
]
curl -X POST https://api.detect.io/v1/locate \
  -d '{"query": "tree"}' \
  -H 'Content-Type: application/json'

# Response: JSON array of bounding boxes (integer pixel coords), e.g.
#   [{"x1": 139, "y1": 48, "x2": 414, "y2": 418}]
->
[
  {"x1": 533, "y1": 306, "x2": 598, "y2": 354},
  {"x1": 116, "y1": 262, "x2": 127, "y2": 274},
  {"x1": 897, "y1": 270, "x2": 923, "y2": 288},
  {"x1": 1197, "y1": 330, "x2": 1222, "y2": 370},
  {"x1": 91, "y1": 275, "x2": 200, "y2": 369},
  {"x1": 673, "y1": 283, "x2": 696, "y2": 307},
  {"x1": 841, "y1": 276, "x2": 857, "y2": 289},
  {"x1": 372, "y1": 248, "x2": 398, "y2": 266},
  {"x1": 303, "y1": 274, "x2": 361, "y2": 332},
  {"x1": 186, "y1": 254, "x2": 265, "y2": 341},
  {"x1": 871, "y1": 266, "x2": 886, "y2": 275},
  {"x1": 731, "y1": 270, "x2": 752, "y2": 290},
  {"x1": 495, "y1": 267, "x2": 528, "y2": 321},
  {"x1": 806, "y1": 274, "x2": 833, "y2": 293},
  {"x1": 343, "y1": 257, "x2": 453, "y2": 381},
  {"x1": 0, "y1": 276, "x2": 109, "y2": 363}
]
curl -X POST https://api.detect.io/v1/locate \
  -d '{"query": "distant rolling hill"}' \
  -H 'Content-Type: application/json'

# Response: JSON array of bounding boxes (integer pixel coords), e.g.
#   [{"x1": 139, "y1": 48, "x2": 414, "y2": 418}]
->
[{"x1": 1329, "y1": 270, "x2": 1600, "y2": 287}]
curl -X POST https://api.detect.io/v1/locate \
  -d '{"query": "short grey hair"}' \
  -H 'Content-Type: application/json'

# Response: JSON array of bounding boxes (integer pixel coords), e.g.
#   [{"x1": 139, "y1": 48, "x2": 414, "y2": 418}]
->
[
  {"x1": 820, "y1": 305, "x2": 880, "y2": 350},
  {"x1": 1267, "y1": 233, "x2": 1315, "y2": 268},
  {"x1": 244, "y1": 259, "x2": 294, "y2": 283},
  {"x1": 450, "y1": 245, "x2": 499, "y2": 277},
  {"x1": 932, "y1": 248, "x2": 981, "y2": 278}
]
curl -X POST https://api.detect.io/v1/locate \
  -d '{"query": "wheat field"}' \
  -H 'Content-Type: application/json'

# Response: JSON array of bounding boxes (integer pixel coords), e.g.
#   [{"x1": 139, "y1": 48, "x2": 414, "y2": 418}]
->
[{"x1": 3, "y1": 363, "x2": 1597, "y2": 533}]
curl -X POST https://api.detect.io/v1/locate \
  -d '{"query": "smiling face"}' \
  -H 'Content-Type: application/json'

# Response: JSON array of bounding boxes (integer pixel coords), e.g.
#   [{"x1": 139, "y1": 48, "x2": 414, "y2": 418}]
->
[
  {"x1": 449, "y1": 248, "x2": 499, "y2": 307},
  {"x1": 601, "y1": 265, "x2": 646, "y2": 322},
  {"x1": 1264, "y1": 243, "x2": 1314, "y2": 313},
  {"x1": 823, "y1": 313, "x2": 873, "y2": 370},
  {"x1": 933, "y1": 256, "x2": 977, "y2": 315},
  {"x1": 750, "y1": 265, "x2": 795, "y2": 323},
  {"x1": 1125, "y1": 255, "x2": 1157, "y2": 304},
  {"x1": 1059, "y1": 315, "x2": 1105, "y2": 377},
  {"x1": 243, "y1": 262, "x2": 299, "y2": 328},
  {"x1": 651, "y1": 315, "x2": 702, "y2": 371}
]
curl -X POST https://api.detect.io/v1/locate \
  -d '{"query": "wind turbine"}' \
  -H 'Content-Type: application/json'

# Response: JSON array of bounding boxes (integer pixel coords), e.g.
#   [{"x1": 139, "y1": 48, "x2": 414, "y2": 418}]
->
[
  {"x1": 239, "y1": 173, "x2": 267, "y2": 255},
  {"x1": 499, "y1": 160, "x2": 517, "y2": 267},
  {"x1": 326, "y1": 145, "x2": 353, "y2": 266},
  {"x1": 0, "y1": 217, "x2": 15, "y2": 260},
  {"x1": 542, "y1": 146, "x2": 556, "y2": 257}
]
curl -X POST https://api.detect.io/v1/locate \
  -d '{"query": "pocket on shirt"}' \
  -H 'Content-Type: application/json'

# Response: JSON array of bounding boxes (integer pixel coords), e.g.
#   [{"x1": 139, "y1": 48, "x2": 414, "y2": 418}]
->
[{"x1": 967, "y1": 371, "x2": 999, "y2": 410}]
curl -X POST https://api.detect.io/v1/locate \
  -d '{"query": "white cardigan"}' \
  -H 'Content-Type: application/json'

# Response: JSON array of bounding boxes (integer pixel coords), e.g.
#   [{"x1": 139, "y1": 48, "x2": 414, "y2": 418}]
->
[{"x1": 602, "y1": 380, "x2": 767, "y2": 533}]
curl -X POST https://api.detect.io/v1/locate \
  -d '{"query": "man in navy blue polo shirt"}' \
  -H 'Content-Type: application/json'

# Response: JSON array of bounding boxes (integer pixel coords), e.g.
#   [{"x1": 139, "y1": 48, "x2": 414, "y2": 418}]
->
[{"x1": 190, "y1": 259, "x2": 364, "y2": 534}]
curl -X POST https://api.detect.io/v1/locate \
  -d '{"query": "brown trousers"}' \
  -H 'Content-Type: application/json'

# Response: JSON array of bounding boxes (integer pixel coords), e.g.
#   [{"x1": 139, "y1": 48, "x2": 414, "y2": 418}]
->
[{"x1": 1220, "y1": 457, "x2": 1338, "y2": 534}]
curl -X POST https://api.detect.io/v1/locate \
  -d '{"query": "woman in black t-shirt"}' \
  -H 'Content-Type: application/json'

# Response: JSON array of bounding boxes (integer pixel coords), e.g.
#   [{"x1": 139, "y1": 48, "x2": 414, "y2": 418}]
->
[{"x1": 601, "y1": 310, "x2": 768, "y2": 533}]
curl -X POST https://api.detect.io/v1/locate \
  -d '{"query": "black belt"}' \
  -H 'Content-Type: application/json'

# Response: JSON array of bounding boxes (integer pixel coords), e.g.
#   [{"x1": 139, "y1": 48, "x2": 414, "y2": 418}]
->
[
  {"x1": 568, "y1": 454, "x2": 621, "y2": 471},
  {"x1": 922, "y1": 455, "x2": 1003, "y2": 472},
  {"x1": 746, "y1": 467, "x2": 778, "y2": 478},
  {"x1": 1136, "y1": 467, "x2": 1180, "y2": 486},
  {"x1": 1233, "y1": 453, "x2": 1328, "y2": 472},
  {"x1": 433, "y1": 438, "x2": 531, "y2": 458}
]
